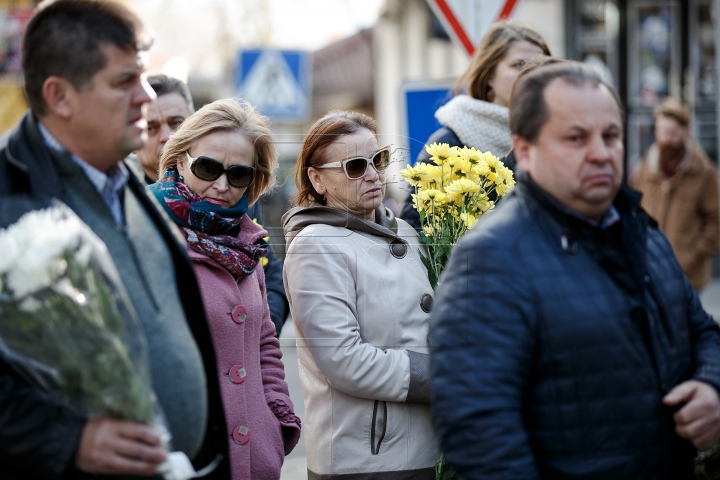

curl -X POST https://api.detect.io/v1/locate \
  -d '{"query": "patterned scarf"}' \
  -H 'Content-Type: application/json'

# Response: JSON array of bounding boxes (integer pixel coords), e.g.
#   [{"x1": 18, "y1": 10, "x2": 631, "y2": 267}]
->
[{"x1": 148, "y1": 168, "x2": 268, "y2": 280}]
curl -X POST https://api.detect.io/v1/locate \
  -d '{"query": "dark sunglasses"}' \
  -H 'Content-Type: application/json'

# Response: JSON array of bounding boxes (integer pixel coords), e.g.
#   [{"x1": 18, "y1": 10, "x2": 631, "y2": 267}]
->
[
  {"x1": 316, "y1": 146, "x2": 391, "y2": 179},
  {"x1": 185, "y1": 151, "x2": 255, "y2": 188}
]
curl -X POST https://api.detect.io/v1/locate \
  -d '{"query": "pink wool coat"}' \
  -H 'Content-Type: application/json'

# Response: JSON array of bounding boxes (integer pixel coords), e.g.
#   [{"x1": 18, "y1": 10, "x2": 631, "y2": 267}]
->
[{"x1": 187, "y1": 215, "x2": 301, "y2": 480}]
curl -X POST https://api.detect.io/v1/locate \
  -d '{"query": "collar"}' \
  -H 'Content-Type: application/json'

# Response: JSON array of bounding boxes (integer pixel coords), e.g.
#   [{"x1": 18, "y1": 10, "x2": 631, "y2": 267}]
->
[
  {"x1": 37, "y1": 122, "x2": 130, "y2": 199},
  {"x1": 518, "y1": 171, "x2": 639, "y2": 230}
]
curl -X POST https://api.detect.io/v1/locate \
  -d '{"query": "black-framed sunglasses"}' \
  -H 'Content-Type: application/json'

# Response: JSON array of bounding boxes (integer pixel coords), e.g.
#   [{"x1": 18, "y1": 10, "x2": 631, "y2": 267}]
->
[
  {"x1": 316, "y1": 146, "x2": 391, "y2": 180},
  {"x1": 185, "y1": 151, "x2": 255, "y2": 188}
]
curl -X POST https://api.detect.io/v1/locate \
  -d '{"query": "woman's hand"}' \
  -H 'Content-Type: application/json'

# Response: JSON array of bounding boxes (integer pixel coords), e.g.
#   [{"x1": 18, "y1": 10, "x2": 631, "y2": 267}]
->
[{"x1": 75, "y1": 418, "x2": 167, "y2": 475}]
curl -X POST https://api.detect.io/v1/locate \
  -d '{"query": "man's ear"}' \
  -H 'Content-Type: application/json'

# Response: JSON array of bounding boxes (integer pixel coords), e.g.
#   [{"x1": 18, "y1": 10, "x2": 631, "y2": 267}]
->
[
  {"x1": 307, "y1": 167, "x2": 326, "y2": 195},
  {"x1": 513, "y1": 135, "x2": 532, "y2": 173},
  {"x1": 41, "y1": 76, "x2": 77, "y2": 119}
]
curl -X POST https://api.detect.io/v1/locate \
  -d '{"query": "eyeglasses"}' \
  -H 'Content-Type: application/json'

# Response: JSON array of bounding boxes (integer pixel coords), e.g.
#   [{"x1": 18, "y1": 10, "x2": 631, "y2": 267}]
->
[
  {"x1": 316, "y1": 146, "x2": 391, "y2": 179},
  {"x1": 185, "y1": 151, "x2": 255, "y2": 188}
]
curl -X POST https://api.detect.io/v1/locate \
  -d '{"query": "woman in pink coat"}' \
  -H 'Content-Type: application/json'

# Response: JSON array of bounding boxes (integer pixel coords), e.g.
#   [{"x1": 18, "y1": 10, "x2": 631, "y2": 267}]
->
[{"x1": 149, "y1": 98, "x2": 301, "y2": 480}]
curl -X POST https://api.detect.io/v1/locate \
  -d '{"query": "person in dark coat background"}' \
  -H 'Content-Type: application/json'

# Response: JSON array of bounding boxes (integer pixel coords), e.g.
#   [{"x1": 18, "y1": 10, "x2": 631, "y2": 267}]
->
[
  {"x1": 129, "y1": 74, "x2": 289, "y2": 336},
  {"x1": 430, "y1": 62, "x2": 720, "y2": 479},
  {"x1": 399, "y1": 20, "x2": 550, "y2": 230},
  {"x1": 0, "y1": 1, "x2": 229, "y2": 478}
]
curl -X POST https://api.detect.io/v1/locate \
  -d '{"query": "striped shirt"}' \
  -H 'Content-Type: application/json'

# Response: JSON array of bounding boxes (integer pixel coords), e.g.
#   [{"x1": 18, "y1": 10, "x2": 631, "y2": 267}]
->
[{"x1": 38, "y1": 122, "x2": 129, "y2": 227}]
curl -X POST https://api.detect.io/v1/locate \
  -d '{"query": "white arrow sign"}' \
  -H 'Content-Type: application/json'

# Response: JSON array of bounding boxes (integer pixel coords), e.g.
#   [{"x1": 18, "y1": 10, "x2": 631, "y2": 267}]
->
[{"x1": 426, "y1": 0, "x2": 522, "y2": 57}]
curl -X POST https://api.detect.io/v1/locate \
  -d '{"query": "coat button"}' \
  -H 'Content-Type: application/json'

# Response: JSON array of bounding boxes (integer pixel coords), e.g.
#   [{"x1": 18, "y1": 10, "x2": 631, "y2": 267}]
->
[
  {"x1": 229, "y1": 365, "x2": 247, "y2": 384},
  {"x1": 420, "y1": 293, "x2": 433, "y2": 313},
  {"x1": 232, "y1": 426, "x2": 250, "y2": 444},
  {"x1": 231, "y1": 305, "x2": 247, "y2": 324},
  {"x1": 390, "y1": 240, "x2": 407, "y2": 258}
]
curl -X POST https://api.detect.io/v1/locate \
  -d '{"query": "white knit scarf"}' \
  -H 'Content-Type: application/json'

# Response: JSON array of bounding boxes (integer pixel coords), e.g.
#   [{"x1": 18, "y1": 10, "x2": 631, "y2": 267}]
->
[{"x1": 434, "y1": 95, "x2": 513, "y2": 158}]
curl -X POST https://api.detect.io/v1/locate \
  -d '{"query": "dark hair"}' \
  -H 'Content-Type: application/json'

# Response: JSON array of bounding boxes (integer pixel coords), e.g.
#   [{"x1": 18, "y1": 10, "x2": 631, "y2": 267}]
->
[
  {"x1": 148, "y1": 74, "x2": 194, "y2": 114},
  {"x1": 654, "y1": 97, "x2": 690, "y2": 127},
  {"x1": 292, "y1": 110, "x2": 378, "y2": 207},
  {"x1": 23, "y1": 0, "x2": 152, "y2": 115},
  {"x1": 509, "y1": 62, "x2": 624, "y2": 143},
  {"x1": 456, "y1": 20, "x2": 550, "y2": 100}
]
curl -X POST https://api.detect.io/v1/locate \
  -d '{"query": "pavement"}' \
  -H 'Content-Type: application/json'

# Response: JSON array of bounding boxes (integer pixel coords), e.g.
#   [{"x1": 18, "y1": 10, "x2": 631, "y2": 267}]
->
[{"x1": 278, "y1": 278, "x2": 720, "y2": 480}]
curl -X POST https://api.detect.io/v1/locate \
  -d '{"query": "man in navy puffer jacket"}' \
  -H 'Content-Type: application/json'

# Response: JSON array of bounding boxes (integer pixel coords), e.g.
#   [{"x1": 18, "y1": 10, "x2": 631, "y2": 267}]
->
[{"x1": 430, "y1": 62, "x2": 720, "y2": 479}]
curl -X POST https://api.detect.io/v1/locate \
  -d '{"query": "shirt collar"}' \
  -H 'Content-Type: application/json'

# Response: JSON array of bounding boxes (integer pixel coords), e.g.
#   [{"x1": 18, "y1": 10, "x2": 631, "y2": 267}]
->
[{"x1": 37, "y1": 121, "x2": 130, "y2": 194}]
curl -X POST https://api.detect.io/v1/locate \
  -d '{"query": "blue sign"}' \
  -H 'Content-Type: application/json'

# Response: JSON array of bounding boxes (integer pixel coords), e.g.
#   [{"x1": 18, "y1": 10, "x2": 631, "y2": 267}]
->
[
  {"x1": 237, "y1": 49, "x2": 311, "y2": 121},
  {"x1": 399, "y1": 81, "x2": 455, "y2": 165}
]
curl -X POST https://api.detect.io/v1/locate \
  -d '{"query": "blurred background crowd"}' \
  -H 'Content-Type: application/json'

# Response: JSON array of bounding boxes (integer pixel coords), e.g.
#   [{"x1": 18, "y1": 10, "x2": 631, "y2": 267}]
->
[{"x1": 1, "y1": 0, "x2": 718, "y2": 277}]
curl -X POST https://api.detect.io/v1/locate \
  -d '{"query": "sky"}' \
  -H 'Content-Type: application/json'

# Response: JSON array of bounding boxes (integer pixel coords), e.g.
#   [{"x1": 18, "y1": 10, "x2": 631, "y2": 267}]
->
[
  {"x1": 268, "y1": 0, "x2": 384, "y2": 50},
  {"x1": 132, "y1": 0, "x2": 385, "y2": 79}
]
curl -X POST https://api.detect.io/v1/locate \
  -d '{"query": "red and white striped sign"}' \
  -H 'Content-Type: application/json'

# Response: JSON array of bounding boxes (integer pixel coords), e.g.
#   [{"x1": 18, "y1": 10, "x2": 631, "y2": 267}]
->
[{"x1": 426, "y1": 0, "x2": 522, "y2": 57}]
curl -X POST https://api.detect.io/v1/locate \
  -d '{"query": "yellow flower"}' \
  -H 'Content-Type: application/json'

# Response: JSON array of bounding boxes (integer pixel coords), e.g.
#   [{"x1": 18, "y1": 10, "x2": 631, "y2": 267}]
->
[
  {"x1": 445, "y1": 178, "x2": 480, "y2": 196},
  {"x1": 447, "y1": 156, "x2": 472, "y2": 179},
  {"x1": 458, "y1": 146, "x2": 483, "y2": 165},
  {"x1": 496, "y1": 183, "x2": 509, "y2": 196},
  {"x1": 418, "y1": 189, "x2": 449, "y2": 206},
  {"x1": 425, "y1": 142, "x2": 459, "y2": 165},
  {"x1": 473, "y1": 162, "x2": 490, "y2": 177},
  {"x1": 260, "y1": 257, "x2": 269, "y2": 267},
  {"x1": 399, "y1": 164, "x2": 424, "y2": 186},
  {"x1": 423, "y1": 224, "x2": 435, "y2": 236},
  {"x1": 417, "y1": 164, "x2": 442, "y2": 184},
  {"x1": 459, "y1": 212, "x2": 478, "y2": 229}
]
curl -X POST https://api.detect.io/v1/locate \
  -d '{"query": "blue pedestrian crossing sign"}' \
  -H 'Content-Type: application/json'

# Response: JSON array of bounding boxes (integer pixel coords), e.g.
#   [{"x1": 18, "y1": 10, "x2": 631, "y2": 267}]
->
[{"x1": 236, "y1": 49, "x2": 311, "y2": 122}]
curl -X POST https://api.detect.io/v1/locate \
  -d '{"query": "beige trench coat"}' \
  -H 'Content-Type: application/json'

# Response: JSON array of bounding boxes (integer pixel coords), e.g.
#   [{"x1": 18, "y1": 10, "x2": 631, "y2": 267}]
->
[{"x1": 283, "y1": 208, "x2": 439, "y2": 478}]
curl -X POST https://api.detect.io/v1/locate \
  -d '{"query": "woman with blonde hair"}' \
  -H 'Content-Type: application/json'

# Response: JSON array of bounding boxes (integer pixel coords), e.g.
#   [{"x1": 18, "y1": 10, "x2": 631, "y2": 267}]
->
[
  {"x1": 282, "y1": 110, "x2": 438, "y2": 479},
  {"x1": 149, "y1": 98, "x2": 301, "y2": 480},
  {"x1": 400, "y1": 20, "x2": 550, "y2": 229}
]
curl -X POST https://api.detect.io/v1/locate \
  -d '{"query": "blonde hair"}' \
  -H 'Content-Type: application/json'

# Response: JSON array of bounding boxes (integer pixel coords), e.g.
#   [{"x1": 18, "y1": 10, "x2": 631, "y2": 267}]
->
[
  {"x1": 158, "y1": 98, "x2": 277, "y2": 205},
  {"x1": 456, "y1": 20, "x2": 550, "y2": 100}
]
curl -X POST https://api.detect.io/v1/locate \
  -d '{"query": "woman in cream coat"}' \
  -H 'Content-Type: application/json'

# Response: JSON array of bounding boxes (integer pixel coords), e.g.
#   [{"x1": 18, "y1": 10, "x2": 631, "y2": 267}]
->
[{"x1": 282, "y1": 110, "x2": 439, "y2": 479}]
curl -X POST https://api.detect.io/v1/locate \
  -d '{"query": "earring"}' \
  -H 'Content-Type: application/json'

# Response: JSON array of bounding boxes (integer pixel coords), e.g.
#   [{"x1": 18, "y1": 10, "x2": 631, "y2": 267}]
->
[
  {"x1": 178, "y1": 174, "x2": 184, "y2": 182},
  {"x1": 486, "y1": 87, "x2": 495, "y2": 103}
]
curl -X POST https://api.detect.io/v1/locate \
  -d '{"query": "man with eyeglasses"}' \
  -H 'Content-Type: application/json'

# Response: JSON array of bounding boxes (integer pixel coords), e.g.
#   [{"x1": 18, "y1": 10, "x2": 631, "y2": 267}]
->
[
  {"x1": 0, "y1": 1, "x2": 229, "y2": 478},
  {"x1": 129, "y1": 75, "x2": 289, "y2": 337}
]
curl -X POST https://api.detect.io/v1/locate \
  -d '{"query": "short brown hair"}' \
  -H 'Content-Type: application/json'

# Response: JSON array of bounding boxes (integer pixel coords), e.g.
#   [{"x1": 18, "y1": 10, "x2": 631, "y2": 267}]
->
[
  {"x1": 509, "y1": 62, "x2": 623, "y2": 143},
  {"x1": 456, "y1": 20, "x2": 550, "y2": 100},
  {"x1": 654, "y1": 97, "x2": 690, "y2": 127},
  {"x1": 292, "y1": 110, "x2": 378, "y2": 207},
  {"x1": 158, "y1": 99, "x2": 277, "y2": 205},
  {"x1": 23, "y1": 0, "x2": 152, "y2": 116}
]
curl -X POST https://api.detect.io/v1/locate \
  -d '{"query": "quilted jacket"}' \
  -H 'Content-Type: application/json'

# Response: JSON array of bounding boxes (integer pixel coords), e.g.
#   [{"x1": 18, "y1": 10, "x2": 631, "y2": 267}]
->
[{"x1": 430, "y1": 173, "x2": 720, "y2": 480}]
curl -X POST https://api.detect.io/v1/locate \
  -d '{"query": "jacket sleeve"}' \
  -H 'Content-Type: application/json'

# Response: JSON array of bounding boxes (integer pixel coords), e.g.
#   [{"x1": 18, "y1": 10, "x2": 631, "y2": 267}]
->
[
  {"x1": 429, "y1": 236, "x2": 541, "y2": 480},
  {"x1": 695, "y1": 166, "x2": 720, "y2": 262},
  {"x1": 284, "y1": 234, "x2": 413, "y2": 403},
  {"x1": 255, "y1": 267, "x2": 301, "y2": 456},
  {"x1": 0, "y1": 361, "x2": 87, "y2": 479}
]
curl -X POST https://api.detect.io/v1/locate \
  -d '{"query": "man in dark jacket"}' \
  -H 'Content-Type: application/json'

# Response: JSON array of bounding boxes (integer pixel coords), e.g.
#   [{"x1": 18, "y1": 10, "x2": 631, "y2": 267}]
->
[
  {"x1": 130, "y1": 74, "x2": 289, "y2": 335},
  {"x1": 430, "y1": 62, "x2": 720, "y2": 479},
  {"x1": 0, "y1": 1, "x2": 228, "y2": 478}
]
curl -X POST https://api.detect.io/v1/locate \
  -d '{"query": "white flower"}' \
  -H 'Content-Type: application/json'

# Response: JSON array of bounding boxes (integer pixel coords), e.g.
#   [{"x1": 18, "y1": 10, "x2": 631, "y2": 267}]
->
[
  {"x1": 0, "y1": 232, "x2": 18, "y2": 274},
  {"x1": 6, "y1": 262, "x2": 52, "y2": 299},
  {"x1": 18, "y1": 296, "x2": 42, "y2": 313}
]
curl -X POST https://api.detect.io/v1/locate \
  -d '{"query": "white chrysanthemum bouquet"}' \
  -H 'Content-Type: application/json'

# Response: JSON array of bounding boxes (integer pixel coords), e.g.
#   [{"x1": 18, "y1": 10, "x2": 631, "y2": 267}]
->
[
  {"x1": 0, "y1": 205, "x2": 158, "y2": 424},
  {"x1": 400, "y1": 143, "x2": 515, "y2": 288}
]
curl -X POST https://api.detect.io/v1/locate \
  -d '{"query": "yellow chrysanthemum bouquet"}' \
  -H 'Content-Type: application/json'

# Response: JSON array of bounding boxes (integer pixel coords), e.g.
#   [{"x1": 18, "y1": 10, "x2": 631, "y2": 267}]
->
[{"x1": 399, "y1": 142, "x2": 515, "y2": 288}]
